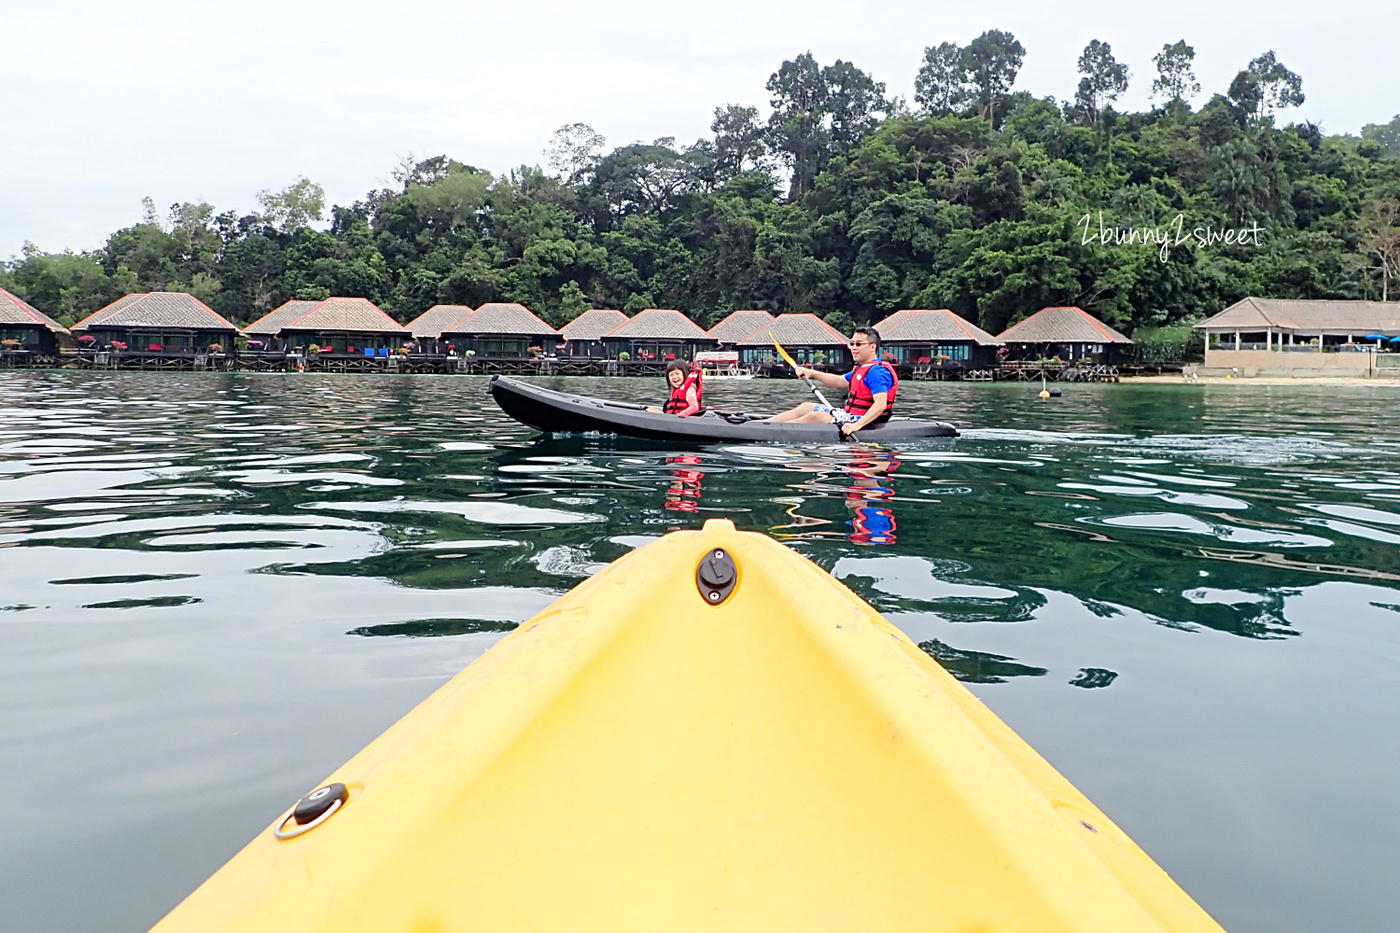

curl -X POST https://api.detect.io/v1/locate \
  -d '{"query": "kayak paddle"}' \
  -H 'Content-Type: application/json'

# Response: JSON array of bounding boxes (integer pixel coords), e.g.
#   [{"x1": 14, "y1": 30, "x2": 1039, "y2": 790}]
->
[{"x1": 771, "y1": 333, "x2": 834, "y2": 409}]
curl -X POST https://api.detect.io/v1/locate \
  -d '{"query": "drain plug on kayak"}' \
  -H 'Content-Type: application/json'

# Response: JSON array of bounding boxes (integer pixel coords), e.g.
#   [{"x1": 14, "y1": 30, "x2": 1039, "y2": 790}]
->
[
  {"x1": 274, "y1": 782, "x2": 349, "y2": 839},
  {"x1": 697, "y1": 548, "x2": 737, "y2": 605}
]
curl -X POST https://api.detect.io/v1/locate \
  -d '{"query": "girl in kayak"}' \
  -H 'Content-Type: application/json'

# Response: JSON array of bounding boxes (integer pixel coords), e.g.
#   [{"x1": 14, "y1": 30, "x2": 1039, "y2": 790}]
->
[{"x1": 646, "y1": 360, "x2": 704, "y2": 417}]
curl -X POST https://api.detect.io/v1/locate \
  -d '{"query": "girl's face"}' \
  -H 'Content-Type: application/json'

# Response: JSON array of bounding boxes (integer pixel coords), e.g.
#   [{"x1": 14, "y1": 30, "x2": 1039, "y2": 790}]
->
[{"x1": 667, "y1": 369, "x2": 685, "y2": 388}]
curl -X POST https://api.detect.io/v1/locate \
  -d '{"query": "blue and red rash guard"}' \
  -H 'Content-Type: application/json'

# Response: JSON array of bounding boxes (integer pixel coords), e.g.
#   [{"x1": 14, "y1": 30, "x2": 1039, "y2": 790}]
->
[{"x1": 843, "y1": 361, "x2": 897, "y2": 421}]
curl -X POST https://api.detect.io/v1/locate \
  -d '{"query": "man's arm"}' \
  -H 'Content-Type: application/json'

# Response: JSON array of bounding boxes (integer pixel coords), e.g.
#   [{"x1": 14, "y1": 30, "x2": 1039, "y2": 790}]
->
[
  {"x1": 793, "y1": 365, "x2": 848, "y2": 389},
  {"x1": 841, "y1": 392, "x2": 887, "y2": 436}
]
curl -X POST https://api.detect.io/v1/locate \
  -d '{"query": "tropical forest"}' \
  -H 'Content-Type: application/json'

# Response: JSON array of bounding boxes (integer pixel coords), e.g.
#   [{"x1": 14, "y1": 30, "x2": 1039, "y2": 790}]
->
[{"x1": 5, "y1": 32, "x2": 1400, "y2": 359}]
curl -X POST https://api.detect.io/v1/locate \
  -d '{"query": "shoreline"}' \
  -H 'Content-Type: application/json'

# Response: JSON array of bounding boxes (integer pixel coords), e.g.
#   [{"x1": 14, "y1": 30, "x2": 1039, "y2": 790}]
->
[{"x1": 1121, "y1": 373, "x2": 1400, "y2": 386}]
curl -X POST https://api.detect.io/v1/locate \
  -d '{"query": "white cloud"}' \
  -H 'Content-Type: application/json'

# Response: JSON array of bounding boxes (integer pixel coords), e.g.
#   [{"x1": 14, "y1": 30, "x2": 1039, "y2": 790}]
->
[{"x1": 3, "y1": 0, "x2": 1397, "y2": 256}]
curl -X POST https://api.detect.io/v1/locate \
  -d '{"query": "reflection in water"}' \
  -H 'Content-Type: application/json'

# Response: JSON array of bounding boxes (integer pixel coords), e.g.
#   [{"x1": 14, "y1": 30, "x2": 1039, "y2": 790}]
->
[
  {"x1": 918, "y1": 638, "x2": 1048, "y2": 683},
  {"x1": 664, "y1": 455, "x2": 703, "y2": 512},
  {"x1": 845, "y1": 450, "x2": 899, "y2": 546},
  {"x1": 3, "y1": 373, "x2": 1400, "y2": 933},
  {"x1": 771, "y1": 446, "x2": 903, "y2": 547}
]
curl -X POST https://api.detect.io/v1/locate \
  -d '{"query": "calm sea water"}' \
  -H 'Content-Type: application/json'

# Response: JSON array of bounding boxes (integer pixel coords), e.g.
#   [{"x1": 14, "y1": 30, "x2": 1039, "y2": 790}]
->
[{"x1": 2, "y1": 371, "x2": 1399, "y2": 932}]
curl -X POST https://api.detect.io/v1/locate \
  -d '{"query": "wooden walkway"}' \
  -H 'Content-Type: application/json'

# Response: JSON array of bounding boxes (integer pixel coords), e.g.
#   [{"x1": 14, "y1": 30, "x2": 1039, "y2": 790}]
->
[{"x1": 0, "y1": 350, "x2": 1173, "y2": 382}]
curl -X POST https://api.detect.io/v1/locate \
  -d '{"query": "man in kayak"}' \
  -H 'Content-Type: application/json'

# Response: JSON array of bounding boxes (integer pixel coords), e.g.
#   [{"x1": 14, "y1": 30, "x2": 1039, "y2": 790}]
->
[
  {"x1": 763, "y1": 328, "x2": 896, "y2": 436},
  {"x1": 646, "y1": 360, "x2": 704, "y2": 416}
]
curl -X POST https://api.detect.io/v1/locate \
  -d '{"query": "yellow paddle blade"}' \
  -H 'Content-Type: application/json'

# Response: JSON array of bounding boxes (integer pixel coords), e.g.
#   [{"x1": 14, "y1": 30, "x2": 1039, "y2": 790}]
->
[{"x1": 770, "y1": 332, "x2": 799, "y2": 369}]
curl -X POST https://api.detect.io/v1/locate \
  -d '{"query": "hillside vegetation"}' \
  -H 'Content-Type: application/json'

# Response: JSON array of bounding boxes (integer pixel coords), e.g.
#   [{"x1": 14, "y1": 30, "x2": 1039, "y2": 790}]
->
[{"x1": 5, "y1": 35, "x2": 1400, "y2": 340}]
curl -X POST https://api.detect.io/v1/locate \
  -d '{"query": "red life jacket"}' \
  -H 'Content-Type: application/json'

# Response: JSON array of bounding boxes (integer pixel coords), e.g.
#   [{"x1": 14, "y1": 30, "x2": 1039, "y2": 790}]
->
[
  {"x1": 662, "y1": 369, "x2": 704, "y2": 416},
  {"x1": 844, "y1": 361, "x2": 897, "y2": 419}
]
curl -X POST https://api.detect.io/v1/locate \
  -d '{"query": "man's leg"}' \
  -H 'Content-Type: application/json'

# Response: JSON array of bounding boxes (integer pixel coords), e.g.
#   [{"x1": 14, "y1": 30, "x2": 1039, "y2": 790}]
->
[{"x1": 764, "y1": 402, "x2": 818, "y2": 423}]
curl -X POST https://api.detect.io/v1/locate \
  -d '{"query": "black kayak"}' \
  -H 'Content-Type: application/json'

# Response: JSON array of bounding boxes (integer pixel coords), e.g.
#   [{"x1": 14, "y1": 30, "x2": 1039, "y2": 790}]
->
[{"x1": 489, "y1": 376, "x2": 959, "y2": 443}]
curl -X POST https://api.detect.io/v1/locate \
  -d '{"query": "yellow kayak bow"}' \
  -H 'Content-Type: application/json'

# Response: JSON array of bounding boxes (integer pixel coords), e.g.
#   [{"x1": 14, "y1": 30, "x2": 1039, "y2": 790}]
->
[{"x1": 151, "y1": 520, "x2": 1226, "y2": 933}]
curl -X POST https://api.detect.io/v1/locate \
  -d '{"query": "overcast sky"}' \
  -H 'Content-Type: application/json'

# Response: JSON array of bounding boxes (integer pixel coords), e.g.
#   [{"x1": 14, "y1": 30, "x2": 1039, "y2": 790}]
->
[{"x1": 3, "y1": 0, "x2": 1397, "y2": 259}]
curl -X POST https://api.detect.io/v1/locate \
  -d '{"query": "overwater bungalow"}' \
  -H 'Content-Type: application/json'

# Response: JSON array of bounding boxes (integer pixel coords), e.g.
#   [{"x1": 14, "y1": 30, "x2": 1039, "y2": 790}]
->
[
  {"x1": 560, "y1": 309, "x2": 629, "y2": 358},
  {"x1": 440, "y1": 303, "x2": 558, "y2": 357},
  {"x1": 997, "y1": 306, "x2": 1132, "y2": 365},
  {"x1": 872, "y1": 309, "x2": 1002, "y2": 368},
  {"x1": 73, "y1": 292, "x2": 238, "y2": 353},
  {"x1": 244, "y1": 297, "x2": 408, "y2": 355},
  {"x1": 707, "y1": 310, "x2": 775, "y2": 349},
  {"x1": 241, "y1": 300, "x2": 318, "y2": 351},
  {"x1": 733, "y1": 313, "x2": 850, "y2": 367},
  {"x1": 1194, "y1": 298, "x2": 1400, "y2": 376},
  {"x1": 0, "y1": 288, "x2": 70, "y2": 357},
  {"x1": 406, "y1": 305, "x2": 476, "y2": 354},
  {"x1": 601, "y1": 309, "x2": 715, "y2": 361}
]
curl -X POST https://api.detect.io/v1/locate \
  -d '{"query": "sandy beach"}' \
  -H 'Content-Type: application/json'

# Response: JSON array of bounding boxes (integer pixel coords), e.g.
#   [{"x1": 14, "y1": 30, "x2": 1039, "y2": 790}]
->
[{"x1": 1121, "y1": 373, "x2": 1400, "y2": 386}]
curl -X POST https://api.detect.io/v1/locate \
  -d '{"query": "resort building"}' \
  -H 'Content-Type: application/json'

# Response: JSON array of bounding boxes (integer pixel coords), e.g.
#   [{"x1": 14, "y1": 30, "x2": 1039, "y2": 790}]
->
[
  {"x1": 872, "y1": 309, "x2": 1002, "y2": 368},
  {"x1": 996, "y1": 306, "x2": 1133, "y2": 364},
  {"x1": 560, "y1": 309, "x2": 629, "y2": 358},
  {"x1": 440, "y1": 303, "x2": 558, "y2": 357},
  {"x1": 406, "y1": 305, "x2": 476, "y2": 353},
  {"x1": 73, "y1": 292, "x2": 238, "y2": 353},
  {"x1": 1194, "y1": 298, "x2": 1400, "y2": 376},
  {"x1": 242, "y1": 300, "x2": 318, "y2": 351},
  {"x1": 707, "y1": 310, "x2": 775, "y2": 349},
  {"x1": 244, "y1": 297, "x2": 408, "y2": 355},
  {"x1": 0, "y1": 288, "x2": 70, "y2": 356},
  {"x1": 733, "y1": 313, "x2": 850, "y2": 366},
  {"x1": 601, "y1": 309, "x2": 716, "y2": 361}
]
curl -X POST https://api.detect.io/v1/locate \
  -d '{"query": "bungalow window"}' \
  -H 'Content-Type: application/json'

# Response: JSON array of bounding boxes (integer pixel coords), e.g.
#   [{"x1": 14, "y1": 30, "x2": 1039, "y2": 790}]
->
[{"x1": 935, "y1": 344, "x2": 970, "y2": 361}]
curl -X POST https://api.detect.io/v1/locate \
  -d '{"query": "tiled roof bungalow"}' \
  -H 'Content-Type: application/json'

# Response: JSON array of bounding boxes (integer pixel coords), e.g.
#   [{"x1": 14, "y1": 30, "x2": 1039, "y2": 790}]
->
[
  {"x1": 873, "y1": 309, "x2": 1002, "y2": 368},
  {"x1": 440, "y1": 303, "x2": 558, "y2": 357},
  {"x1": 997, "y1": 306, "x2": 1132, "y2": 365},
  {"x1": 73, "y1": 292, "x2": 238, "y2": 353},
  {"x1": 707, "y1": 309, "x2": 775, "y2": 348},
  {"x1": 733, "y1": 313, "x2": 850, "y2": 367},
  {"x1": 1193, "y1": 298, "x2": 1400, "y2": 376},
  {"x1": 242, "y1": 300, "x2": 318, "y2": 350},
  {"x1": 559, "y1": 309, "x2": 629, "y2": 358},
  {"x1": 601, "y1": 309, "x2": 715, "y2": 361},
  {"x1": 0, "y1": 288, "x2": 70, "y2": 356},
  {"x1": 406, "y1": 305, "x2": 476, "y2": 353},
  {"x1": 244, "y1": 298, "x2": 409, "y2": 355}
]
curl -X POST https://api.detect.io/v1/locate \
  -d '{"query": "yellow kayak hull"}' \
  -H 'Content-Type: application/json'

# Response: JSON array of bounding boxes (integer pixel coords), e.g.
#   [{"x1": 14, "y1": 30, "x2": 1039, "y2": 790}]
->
[{"x1": 151, "y1": 519, "x2": 1225, "y2": 932}]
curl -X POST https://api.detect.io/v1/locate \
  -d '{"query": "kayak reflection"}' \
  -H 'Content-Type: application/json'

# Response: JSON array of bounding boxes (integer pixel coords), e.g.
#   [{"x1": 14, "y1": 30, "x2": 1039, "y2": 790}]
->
[
  {"x1": 665, "y1": 454, "x2": 704, "y2": 512},
  {"x1": 772, "y1": 446, "x2": 902, "y2": 547},
  {"x1": 845, "y1": 451, "x2": 899, "y2": 546}
]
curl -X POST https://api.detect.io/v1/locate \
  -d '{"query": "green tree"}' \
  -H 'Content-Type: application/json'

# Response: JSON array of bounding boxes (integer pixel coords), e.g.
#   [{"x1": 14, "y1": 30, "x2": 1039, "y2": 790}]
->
[
  {"x1": 1361, "y1": 115, "x2": 1400, "y2": 154},
  {"x1": 964, "y1": 30, "x2": 1025, "y2": 129},
  {"x1": 257, "y1": 177, "x2": 326, "y2": 233},
  {"x1": 545, "y1": 123, "x2": 606, "y2": 182},
  {"x1": 1150, "y1": 41, "x2": 1200, "y2": 107},
  {"x1": 1075, "y1": 40, "x2": 1130, "y2": 126},
  {"x1": 1228, "y1": 52, "x2": 1304, "y2": 124},
  {"x1": 914, "y1": 42, "x2": 973, "y2": 116}
]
